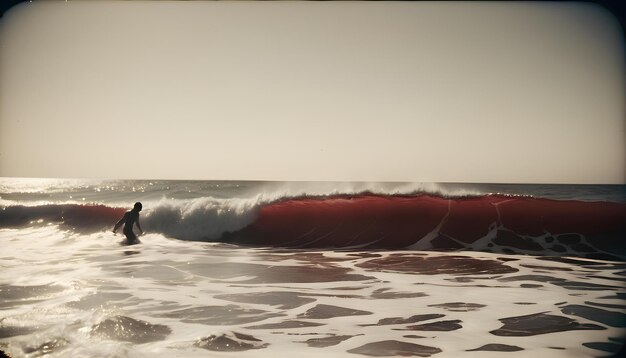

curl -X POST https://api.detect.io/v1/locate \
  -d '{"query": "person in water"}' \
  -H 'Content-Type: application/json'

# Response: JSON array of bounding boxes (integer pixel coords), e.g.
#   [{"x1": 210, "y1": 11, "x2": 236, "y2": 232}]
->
[{"x1": 113, "y1": 202, "x2": 144, "y2": 244}]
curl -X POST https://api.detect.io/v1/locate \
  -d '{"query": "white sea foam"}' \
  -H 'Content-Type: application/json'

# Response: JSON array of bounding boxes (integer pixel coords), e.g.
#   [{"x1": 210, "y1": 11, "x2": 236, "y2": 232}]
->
[
  {"x1": 1, "y1": 227, "x2": 625, "y2": 358},
  {"x1": 252, "y1": 181, "x2": 485, "y2": 199},
  {"x1": 142, "y1": 196, "x2": 264, "y2": 241}
]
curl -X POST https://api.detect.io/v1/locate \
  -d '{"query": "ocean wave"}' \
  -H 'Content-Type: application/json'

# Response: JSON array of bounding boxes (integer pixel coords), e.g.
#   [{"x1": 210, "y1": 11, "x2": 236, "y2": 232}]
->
[
  {"x1": 141, "y1": 197, "x2": 261, "y2": 241},
  {"x1": 224, "y1": 194, "x2": 626, "y2": 260},
  {"x1": 1, "y1": 193, "x2": 624, "y2": 260},
  {"x1": 0, "y1": 204, "x2": 125, "y2": 231}
]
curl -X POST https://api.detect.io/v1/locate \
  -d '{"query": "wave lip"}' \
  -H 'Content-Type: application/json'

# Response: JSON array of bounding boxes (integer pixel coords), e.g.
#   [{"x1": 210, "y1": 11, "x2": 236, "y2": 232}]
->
[{"x1": 141, "y1": 197, "x2": 261, "y2": 241}]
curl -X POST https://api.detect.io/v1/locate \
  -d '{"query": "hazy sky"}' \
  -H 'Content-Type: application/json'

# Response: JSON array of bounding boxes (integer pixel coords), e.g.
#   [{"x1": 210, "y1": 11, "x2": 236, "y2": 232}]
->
[{"x1": 0, "y1": 1, "x2": 624, "y2": 183}]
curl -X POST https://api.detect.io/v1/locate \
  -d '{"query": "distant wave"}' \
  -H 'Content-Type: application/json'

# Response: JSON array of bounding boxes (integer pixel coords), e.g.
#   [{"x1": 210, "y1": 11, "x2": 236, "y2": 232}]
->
[
  {"x1": 1, "y1": 194, "x2": 624, "y2": 260},
  {"x1": 0, "y1": 204, "x2": 125, "y2": 232},
  {"x1": 245, "y1": 182, "x2": 487, "y2": 200}
]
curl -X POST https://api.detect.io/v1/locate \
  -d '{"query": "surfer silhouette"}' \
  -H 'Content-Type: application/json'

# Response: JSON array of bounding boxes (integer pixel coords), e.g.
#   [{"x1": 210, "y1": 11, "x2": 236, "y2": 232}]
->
[{"x1": 113, "y1": 202, "x2": 144, "y2": 244}]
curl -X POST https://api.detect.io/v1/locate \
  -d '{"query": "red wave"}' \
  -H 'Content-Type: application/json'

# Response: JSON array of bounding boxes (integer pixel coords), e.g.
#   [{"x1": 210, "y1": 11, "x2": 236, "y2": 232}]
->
[
  {"x1": 240, "y1": 195, "x2": 449, "y2": 247},
  {"x1": 2, "y1": 196, "x2": 625, "y2": 259},
  {"x1": 229, "y1": 195, "x2": 626, "y2": 257},
  {"x1": 496, "y1": 198, "x2": 624, "y2": 236}
]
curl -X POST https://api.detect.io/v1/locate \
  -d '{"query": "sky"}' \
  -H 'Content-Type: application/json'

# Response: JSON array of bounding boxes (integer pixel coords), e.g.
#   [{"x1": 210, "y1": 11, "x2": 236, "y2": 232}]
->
[{"x1": 0, "y1": 1, "x2": 624, "y2": 184}]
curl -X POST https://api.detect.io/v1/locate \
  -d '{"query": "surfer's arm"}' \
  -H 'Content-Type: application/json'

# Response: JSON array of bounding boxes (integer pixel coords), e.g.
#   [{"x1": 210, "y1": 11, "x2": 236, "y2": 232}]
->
[
  {"x1": 135, "y1": 216, "x2": 143, "y2": 234},
  {"x1": 112, "y1": 214, "x2": 126, "y2": 233}
]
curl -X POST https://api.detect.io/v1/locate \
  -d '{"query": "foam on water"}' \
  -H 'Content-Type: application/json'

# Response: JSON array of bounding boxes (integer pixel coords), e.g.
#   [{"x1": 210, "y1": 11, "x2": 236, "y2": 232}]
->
[
  {"x1": 1, "y1": 226, "x2": 625, "y2": 357},
  {"x1": 142, "y1": 196, "x2": 262, "y2": 241}
]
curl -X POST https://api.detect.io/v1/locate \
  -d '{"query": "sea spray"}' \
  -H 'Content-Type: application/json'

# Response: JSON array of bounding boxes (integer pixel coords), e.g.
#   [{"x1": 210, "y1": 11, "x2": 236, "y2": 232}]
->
[{"x1": 142, "y1": 196, "x2": 262, "y2": 241}]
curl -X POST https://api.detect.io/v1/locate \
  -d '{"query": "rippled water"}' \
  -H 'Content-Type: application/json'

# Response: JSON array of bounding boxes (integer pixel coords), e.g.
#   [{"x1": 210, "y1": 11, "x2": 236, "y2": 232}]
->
[{"x1": 1, "y1": 226, "x2": 625, "y2": 357}]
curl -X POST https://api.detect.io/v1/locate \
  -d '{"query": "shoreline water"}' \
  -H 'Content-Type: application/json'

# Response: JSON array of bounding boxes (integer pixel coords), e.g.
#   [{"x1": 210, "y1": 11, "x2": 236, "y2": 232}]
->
[{"x1": 1, "y1": 228, "x2": 625, "y2": 357}]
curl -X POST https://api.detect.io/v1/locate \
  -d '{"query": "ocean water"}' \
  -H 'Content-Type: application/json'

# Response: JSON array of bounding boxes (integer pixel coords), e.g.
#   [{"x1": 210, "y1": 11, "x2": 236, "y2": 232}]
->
[{"x1": 0, "y1": 178, "x2": 625, "y2": 357}]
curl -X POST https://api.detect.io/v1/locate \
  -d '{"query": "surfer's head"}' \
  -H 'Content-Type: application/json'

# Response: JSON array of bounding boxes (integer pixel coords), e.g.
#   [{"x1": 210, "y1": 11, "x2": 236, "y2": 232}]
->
[{"x1": 133, "y1": 202, "x2": 142, "y2": 212}]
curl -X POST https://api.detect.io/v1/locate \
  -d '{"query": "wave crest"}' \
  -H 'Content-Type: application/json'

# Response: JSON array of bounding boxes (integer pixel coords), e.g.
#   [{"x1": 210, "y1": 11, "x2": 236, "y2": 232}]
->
[{"x1": 142, "y1": 197, "x2": 261, "y2": 241}]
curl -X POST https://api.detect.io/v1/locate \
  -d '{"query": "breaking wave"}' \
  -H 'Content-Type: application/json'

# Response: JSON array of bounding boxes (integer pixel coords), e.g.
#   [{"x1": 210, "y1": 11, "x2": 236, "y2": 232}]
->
[{"x1": 1, "y1": 192, "x2": 624, "y2": 260}]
